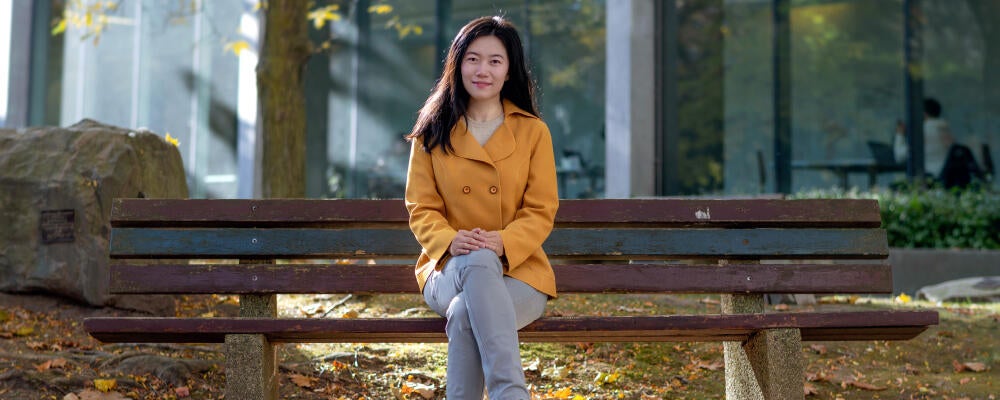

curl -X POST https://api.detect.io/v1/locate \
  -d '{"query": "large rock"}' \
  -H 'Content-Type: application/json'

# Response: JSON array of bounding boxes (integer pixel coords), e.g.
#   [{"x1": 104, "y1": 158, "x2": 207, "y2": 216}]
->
[{"x1": 0, "y1": 119, "x2": 188, "y2": 314}]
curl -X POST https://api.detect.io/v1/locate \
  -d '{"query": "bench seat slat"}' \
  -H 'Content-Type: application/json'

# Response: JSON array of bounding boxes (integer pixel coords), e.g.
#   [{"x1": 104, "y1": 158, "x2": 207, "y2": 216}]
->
[
  {"x1": 111, "y1": 199, "x2": 882, "y2": 228},
  {"x1": 109, "y1": 263, "x2": 894, "y2": 294},
  {"x1": 84, "y1": 311, "x2": 937, "y2": 344},
  {"x1": 110, "y1": 228, "x2": 888, "y2": 259}
]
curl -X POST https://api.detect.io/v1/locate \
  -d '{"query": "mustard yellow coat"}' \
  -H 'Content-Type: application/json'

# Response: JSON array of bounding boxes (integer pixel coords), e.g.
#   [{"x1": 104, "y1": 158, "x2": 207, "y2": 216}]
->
[{"x1": 405, "y1": 99, "x2": 560, "y2": 298}]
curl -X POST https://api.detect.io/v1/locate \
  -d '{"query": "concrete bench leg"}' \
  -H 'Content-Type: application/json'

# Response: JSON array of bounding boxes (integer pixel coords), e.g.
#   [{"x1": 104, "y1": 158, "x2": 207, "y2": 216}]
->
[
  {"x1": 226, "y1": 292, "x2": 278, "y2": 400},
  {"x1": 226, "y1": 334, "x2": 278, "y2": 400},
  {"x1": 722, "y1": 293, "x2": 805, "y2": 400}
]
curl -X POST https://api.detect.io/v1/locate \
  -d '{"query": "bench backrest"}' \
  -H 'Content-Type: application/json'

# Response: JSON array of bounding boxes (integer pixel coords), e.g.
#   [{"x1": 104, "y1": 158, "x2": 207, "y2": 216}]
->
[{"x1": 108, "y1": 198, "x2": 891, "y2": 295}]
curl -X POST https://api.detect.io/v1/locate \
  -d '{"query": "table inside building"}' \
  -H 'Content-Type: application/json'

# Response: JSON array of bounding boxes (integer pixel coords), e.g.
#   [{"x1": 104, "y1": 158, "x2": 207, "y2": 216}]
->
[{"x1": 792, "y1": 159, "x2": 906, "y2": 189}]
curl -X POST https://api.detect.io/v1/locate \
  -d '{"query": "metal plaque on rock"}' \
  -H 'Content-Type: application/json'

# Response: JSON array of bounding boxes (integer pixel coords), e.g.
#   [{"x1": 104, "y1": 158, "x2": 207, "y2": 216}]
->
[{"x1": 40, "y1": 209, "x2": 76, "y2": 244}]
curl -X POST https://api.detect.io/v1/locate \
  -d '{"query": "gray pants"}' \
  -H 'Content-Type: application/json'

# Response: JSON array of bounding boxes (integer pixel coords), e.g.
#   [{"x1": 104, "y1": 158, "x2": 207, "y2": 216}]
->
[{"x1": 423, "y1": 249, "x2": 548, "y2": 400}]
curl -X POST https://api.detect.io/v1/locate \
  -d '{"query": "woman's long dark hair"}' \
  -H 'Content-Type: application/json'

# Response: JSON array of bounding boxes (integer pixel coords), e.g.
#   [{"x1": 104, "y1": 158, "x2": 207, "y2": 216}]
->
[{"x1": 406, "y1": 16, "x2": 539, "y2": 154}]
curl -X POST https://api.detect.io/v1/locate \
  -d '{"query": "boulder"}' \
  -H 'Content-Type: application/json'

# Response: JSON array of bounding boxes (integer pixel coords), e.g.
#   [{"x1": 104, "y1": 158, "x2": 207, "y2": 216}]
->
[{"x1": 0, "y1": 119, "x2": 188, "y2": 314}]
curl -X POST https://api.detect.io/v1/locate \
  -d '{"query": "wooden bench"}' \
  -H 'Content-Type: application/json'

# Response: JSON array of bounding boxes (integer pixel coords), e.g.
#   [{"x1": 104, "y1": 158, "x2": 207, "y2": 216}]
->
[{"x1": 85, "y1": 198, "x2": 938, "y2": 400}]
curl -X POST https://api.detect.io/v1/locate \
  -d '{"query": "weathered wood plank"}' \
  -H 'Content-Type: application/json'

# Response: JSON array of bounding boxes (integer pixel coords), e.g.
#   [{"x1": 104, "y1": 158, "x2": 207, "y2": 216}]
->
[
  {"x1": 109, "y1": 228, "x2": 888, "y2": 259},
  {"x1": 544, "y1": 228, "x2": 888, "y2": 259},
  {"x1": 554, "y1": 199, "x2": 881, "y2": 227},
  {"x1": 84, "y1": 311, "x2": 938, "y2": 344},
  {"x1": 109, "y1": 228, "x2": 418, "y2": 259},
  {"x1": 111, "y1": 199, "x2": 409, "y2": 227},
  {"x1": 110, "y1": 198, "x2": 882, "y2": 228},
  {"x1": 108, "y1": 263, "x2": 894, "y2": 294}
]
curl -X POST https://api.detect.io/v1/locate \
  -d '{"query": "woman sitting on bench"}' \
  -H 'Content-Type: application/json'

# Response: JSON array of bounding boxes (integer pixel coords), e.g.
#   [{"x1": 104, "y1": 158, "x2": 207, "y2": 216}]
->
[{"x1": 403, "y1": 16, "x2": 560, "y2": 400}]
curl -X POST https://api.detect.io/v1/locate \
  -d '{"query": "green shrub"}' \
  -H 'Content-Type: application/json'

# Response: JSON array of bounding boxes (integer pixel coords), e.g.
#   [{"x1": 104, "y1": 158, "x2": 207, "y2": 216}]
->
[{"x1": 791, "y1": 187, "x2": 1000, "y2": 250}]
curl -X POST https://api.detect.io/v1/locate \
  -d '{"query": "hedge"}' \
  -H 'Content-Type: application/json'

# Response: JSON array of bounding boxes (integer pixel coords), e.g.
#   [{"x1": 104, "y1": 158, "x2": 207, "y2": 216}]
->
[{"x1": 792, "y1": 187, "x2": 1000, "y2": 250}]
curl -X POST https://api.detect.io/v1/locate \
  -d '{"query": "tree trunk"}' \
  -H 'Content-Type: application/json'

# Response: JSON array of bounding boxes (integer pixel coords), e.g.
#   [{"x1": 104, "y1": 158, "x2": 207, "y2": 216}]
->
[{"x1": 258, "y1": 1, "x2": 310, "y2": 198}]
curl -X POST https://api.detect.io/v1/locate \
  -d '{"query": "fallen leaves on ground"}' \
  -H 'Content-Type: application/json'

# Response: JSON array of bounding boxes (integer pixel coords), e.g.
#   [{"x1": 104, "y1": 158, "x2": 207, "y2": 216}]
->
[
  {"x1": 804, "y1": 382, "x2": 819, "y2": 396},
  {"x1": 399, "y1": 381, "x2": 436, "y2": 399},
  {"x1": 4, "y1": 293, "x2": 1000, "y2": 399},
  {"x1": 543, "y1": 387, "x2": 579, "y2": 399},
  {"x1": 92, "y1": 379, "x2": 116, "y2": 392},
  {"x1": 953, "y1": 360, "x2": 988, "y2": 373},
  {"x1": 843, "y1": 380, "x2": 887, "y2": 391},
  {"x1": 594, "y1": 371, "x2": 621, "y2": 385},
  {"x1": 33, "y1": 357, "x2": 67, "y2": 372},
  {"x1": 693, "y1": 360, "x2": 723, "y2": 371},
  {"x1": 72, "y1": 389, "x2": 131, "y2": 400},
  {"x1": 290, "y1": 373, "x2": 318, "y2": 388}
]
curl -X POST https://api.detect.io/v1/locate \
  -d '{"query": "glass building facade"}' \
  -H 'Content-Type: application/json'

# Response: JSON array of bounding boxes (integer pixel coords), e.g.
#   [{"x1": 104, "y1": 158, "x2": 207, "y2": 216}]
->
[{"x1": 3, "y1": 0, "x2": 997, "y2": 199}]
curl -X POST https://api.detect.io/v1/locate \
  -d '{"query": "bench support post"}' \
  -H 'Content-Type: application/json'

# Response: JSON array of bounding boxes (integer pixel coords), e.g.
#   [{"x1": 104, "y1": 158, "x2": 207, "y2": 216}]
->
[
  {"x1": 226, "y1": 270, "x2": 279, "y2": 400},
  {"x1": 225, "y1": 332, "x2": 277, "y2": 400},
  {"x1": 721, "y1": 261, "x2": 804, "y2": 400}
]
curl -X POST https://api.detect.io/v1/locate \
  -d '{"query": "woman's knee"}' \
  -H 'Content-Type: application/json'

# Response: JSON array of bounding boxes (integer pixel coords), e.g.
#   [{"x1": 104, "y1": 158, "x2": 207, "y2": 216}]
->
[
  {"x1": 452, "y1": 249, "x2": 503, "y2": 279},
  {"x1": 463, "y1": 249, "x2": 502, "y2": 268}
]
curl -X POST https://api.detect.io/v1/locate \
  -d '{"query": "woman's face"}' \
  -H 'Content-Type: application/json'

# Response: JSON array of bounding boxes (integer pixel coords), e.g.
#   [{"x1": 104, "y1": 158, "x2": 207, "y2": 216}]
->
[{"x1": 461, "y1": 35, "x2": 509, "y2": 105}]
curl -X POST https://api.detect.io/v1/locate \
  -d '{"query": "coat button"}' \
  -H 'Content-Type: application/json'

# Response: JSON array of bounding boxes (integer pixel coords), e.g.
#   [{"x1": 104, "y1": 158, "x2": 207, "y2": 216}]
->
[
  {"x1": 462, "y1": 186, "x2": 471, "y2": 194},
  {"x1": 489, "y1": 186, "x2": 498, "y2": 194}
]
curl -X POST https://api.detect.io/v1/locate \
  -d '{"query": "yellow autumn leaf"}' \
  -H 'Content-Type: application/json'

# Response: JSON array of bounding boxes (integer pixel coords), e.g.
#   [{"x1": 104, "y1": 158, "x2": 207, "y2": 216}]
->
[
  {"x1": 164, "y1": 133, "x2": 180, "y2": 147},
  {"x1": 572, "y1": 396, "x2": 586, "y2": 400},
  {"x1": 94, "y1": 378, "x2": 117, "y2": 392},
  {"x1": 52, "y1": 19, "x2": 68, "y2": 35},
  {"x1": 15, "y1": 326, "x2": 34, "y2": 336},
  {"x1": 595, "y1": 371, "x2": 621, "y2": 385},
  {"x1": 549, "y1": 387, "x2": 573, "y2": 399},
  {"x1": 368, "y1": 4, "x2": 393, "y2": 15},
  {"x1": 307, "y1": 5, "x2": 341, "y2": 29},
  {"x1": 895, "y1": 293, "x2": 912, "y2": 303},
  {"x1": 341, "y1": 310, "x2": 359, "y2": 319},
  {"x1": 224, "y1": 40, "x2": 250, "y2": 56}
]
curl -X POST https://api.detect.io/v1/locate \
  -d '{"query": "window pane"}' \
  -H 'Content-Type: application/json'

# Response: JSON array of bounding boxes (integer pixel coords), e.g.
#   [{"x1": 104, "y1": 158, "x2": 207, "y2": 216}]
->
[
  {"x1": 530, "y1": 0, "x2": 606, "y2": 199},
  {"x1": 789, "y1": 0, "x2": 904, "y2": 191},
  {"x1": 58, "y1": 0, "x2": 243, "y2": 198},
  {"x1": 318, "y1": 0, "x2": 606, "y2": 199},
  {"x1": 677, "y1": 0, "x2": 725, "y2": 195}
]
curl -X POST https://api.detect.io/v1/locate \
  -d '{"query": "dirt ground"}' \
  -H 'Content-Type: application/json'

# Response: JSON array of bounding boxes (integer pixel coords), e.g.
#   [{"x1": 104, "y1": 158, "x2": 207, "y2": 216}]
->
[{"x1": 1, "y1": 291, "x2": 996, "y2": 400}]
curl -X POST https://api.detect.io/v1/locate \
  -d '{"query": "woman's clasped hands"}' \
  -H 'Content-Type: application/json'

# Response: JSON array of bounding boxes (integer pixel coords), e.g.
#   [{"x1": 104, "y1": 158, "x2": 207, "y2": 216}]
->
[{"x1": 450, "y1": 228, "x2": 505, "y2": 257}]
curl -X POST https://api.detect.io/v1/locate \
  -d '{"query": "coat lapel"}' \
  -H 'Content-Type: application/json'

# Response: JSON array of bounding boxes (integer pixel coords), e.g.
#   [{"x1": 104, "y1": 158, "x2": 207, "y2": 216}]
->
[
  {"x1": 450, "y1": 117, "x2": 492, "y2": 164},
  {"x1": 484, "y1": 120, "x2": 515, "y2": 162},
  {"x1": 451, "y1": 99, "x2": 533, "y2": 164}
]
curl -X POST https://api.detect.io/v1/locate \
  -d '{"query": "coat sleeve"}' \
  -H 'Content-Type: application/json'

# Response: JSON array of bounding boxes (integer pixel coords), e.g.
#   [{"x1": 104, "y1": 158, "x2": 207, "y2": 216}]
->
[
  {"x1": 405, "y1": 139, "x2": 457, "y2": 264},
  {"x1": 500, "y1": 123, "x2": 560, "y2": 269}
]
